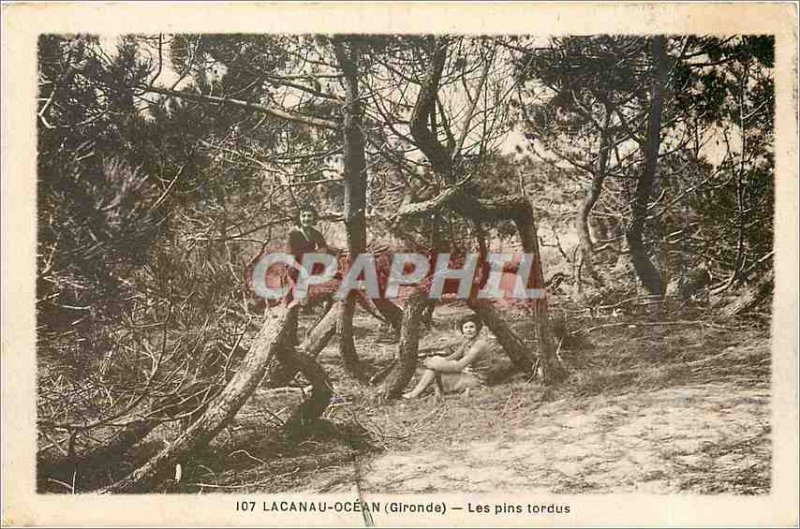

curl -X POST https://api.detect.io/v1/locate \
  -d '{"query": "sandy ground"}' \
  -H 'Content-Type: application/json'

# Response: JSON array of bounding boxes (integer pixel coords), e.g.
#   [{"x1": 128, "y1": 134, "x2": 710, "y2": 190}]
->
[
  {"x1": 342, "y1": 383, "x2": 769, "y2": 494},
  {"x1": 163, "y1": 306, "x2": 771, "y2": 497},
  {"x1": 282, "y1": 306, "x2": 772, "y2": 497}
]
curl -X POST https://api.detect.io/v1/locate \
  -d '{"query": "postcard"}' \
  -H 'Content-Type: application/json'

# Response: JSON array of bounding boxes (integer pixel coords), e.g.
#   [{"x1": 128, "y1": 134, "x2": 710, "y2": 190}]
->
[{"x1": 2, "y1": 2, "x2": 797, "y2": 527}]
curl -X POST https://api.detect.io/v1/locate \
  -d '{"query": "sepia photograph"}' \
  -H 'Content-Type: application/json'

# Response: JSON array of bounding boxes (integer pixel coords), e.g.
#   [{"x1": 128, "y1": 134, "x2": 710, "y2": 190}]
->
[{"x1": 2, "y1": 2, "x2": 798, "y2": 527}]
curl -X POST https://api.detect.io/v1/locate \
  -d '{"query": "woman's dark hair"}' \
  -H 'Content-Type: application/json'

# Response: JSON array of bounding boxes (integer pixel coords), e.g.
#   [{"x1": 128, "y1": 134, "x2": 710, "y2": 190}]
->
[
  {"x1": 296, "y1": 205, "x2": 318, "y2": 224},
  {"x1": 457, "y1": 314, "x2": 483, "y2": 334}
]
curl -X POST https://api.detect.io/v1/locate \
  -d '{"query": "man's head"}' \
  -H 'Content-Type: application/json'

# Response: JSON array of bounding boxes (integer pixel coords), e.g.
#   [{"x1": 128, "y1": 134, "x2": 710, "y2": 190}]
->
[
  {"x1": 298, "y1": 205, "x2": 318, "y2": 227},
  {"x1": 457, "y1": 314, "x2": 483, "y2": 338}
]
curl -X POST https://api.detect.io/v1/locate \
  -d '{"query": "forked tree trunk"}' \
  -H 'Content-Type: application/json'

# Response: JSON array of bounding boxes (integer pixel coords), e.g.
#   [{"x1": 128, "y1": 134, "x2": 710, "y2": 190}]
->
[
  {"x1": 104, "y1": 306, "x2": 297, "y2": 493},
  {"x1": 265, "y1": 300, "x2": 342, "y2": 387},
  {"x1": 382, "y1": 288, "x2": 429, "y2": 399},
  {"x1": 402, "y1": 38, "x2": 564, "y2": 385},
  {"x1": 627, "y1": 36, "x2": 669, "y2": 296}
]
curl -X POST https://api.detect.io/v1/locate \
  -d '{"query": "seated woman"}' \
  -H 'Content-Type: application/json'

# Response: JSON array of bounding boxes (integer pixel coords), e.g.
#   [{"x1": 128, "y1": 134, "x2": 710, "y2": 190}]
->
[{"x1": 402, "y1": 315, "x2": 493, "y2": 399}]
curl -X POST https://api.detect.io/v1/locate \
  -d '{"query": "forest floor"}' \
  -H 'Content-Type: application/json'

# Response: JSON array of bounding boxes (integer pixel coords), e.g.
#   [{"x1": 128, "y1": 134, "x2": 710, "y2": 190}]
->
[{"x1": 171, "y1": 301, "x2": 771, "y2": 496}]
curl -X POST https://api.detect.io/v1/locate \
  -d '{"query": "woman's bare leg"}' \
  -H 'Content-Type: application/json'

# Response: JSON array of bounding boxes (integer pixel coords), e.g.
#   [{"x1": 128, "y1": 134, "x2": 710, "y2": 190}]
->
[{"x1": 403, "y1": 369, "x2": 437, "y2": 399}]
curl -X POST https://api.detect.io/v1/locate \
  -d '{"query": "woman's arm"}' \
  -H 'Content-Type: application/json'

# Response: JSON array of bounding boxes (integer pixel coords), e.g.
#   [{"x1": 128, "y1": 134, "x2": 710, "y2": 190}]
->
[
  {"x1": 425, "y1": 340, "x2": 489, "y2": 373},
  {"x1": 287, "y1": 229, "x2": 303, "y2": 256},
  {"x1": 443, "y1": 343, "x2": 465, "y2": 361},
  {"x1": 312, "y1": 228, "x2": 329, "y2": 252}
]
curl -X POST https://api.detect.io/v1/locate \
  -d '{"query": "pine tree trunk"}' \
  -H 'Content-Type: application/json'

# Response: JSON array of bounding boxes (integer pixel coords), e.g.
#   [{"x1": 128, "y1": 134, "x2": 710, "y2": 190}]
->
[
  {"x1": 334, "y1": 39, "x2": 368, "y2": 382},
  {"x1": 280, "y1": 347, "x2": 333, "y2": 435},
  {"x1": 339, "y1": 294, "x2": 368, "y2": 382},
  {"x1": 337, "y1": 48, "x2": 368, "y2": 256},
  {"x1": 265, "y1": 301, "x2": 341, "y2": 387},
  {"x1": 372, "y1": 296, "x2": 404, "y2": 331},
  {"x1": 576, "y1": 115, "x2": 611, "y2": 286},
  {"x1": 382, "y1": 289, "x2": 428, "y2": 399},
  {"x1": 627, "y1": 36, "x2": 669, "y2": 296},
  {"x1": 401, "y1": 38, "x2": 564, "y2": 385},
  {"x1": 103, "y1": 307, "x2": 296, "y2": 493},
  {"x1": 303, "y1": 300, "x2": 341, "y2": 357},
  {"x1": 513, "y1": 203, "x2": 567, "y2": 384}
]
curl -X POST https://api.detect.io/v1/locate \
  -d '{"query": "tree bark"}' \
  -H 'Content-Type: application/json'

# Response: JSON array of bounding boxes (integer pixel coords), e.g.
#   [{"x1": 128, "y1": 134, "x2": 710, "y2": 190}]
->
[
  {"x1": 279, "y1": 346, "x2": 334, "y2": 435},
  {"x1": 303, "y1": 300, "x2": 342, "y2": 357},
  {"x1": 339, "y1": 294, "x2": 368, "y2": 382},
  {"x1": 576, "y1": 112, "x2": 612, "y2": 286},
  {"x1": 265, "y1": 300, "x2": 341, "y2": 387},
  {"x1": 334, "y1": 40, "x2": 368, "y2": 256},
  {"x1": 371, "y1": 297, "x2": 404, "y2": 331},
  {"x1": 409, "y1": 39, "x2": 454, "y2": 179},
  {"x1": 333, "y1": 38, "x2": 369, "y2": 382},
  {"x1": 104, "y1": 306, "x2": 296, "y2": 493},
  {"x1": 627, "y1": 36, "x2": 669, "y2": 296},
  {"x1": 382, "y1": 289, "x2": 429, "y2": 399},
  {"x1": 512, "y1": 202, "x2": 567, "y2": 384}
]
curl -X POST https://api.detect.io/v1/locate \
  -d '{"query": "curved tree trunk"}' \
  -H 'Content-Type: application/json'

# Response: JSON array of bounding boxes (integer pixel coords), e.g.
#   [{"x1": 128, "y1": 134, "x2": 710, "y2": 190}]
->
[
  {"x1": 280, "y1": 347, "x2": 334, "y2": 435},
  {"x1": 400, "y1": 37, "x2": 564, "y2": 385},
  {"x1": 576, "y1": 114, "x2": 611, "y2": 287},
  {"x1": 627, "y1": 36, "x2": 669, "y2": 296},
  {"x1": 371, "y1": 296, "x2": 404, "y2": 331},
  {"x1": 382, "y1": 289, "x2": 428, "y2": 399},
  {"x1": 265, "y1": 300, "x2": 341, "y2": 387},
  {"x1": 104, "y1": 306, "x2": 297, "y2": 493},
  {"x1": 333, "y1": 38, "x2": 369, "y2": 383}
]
